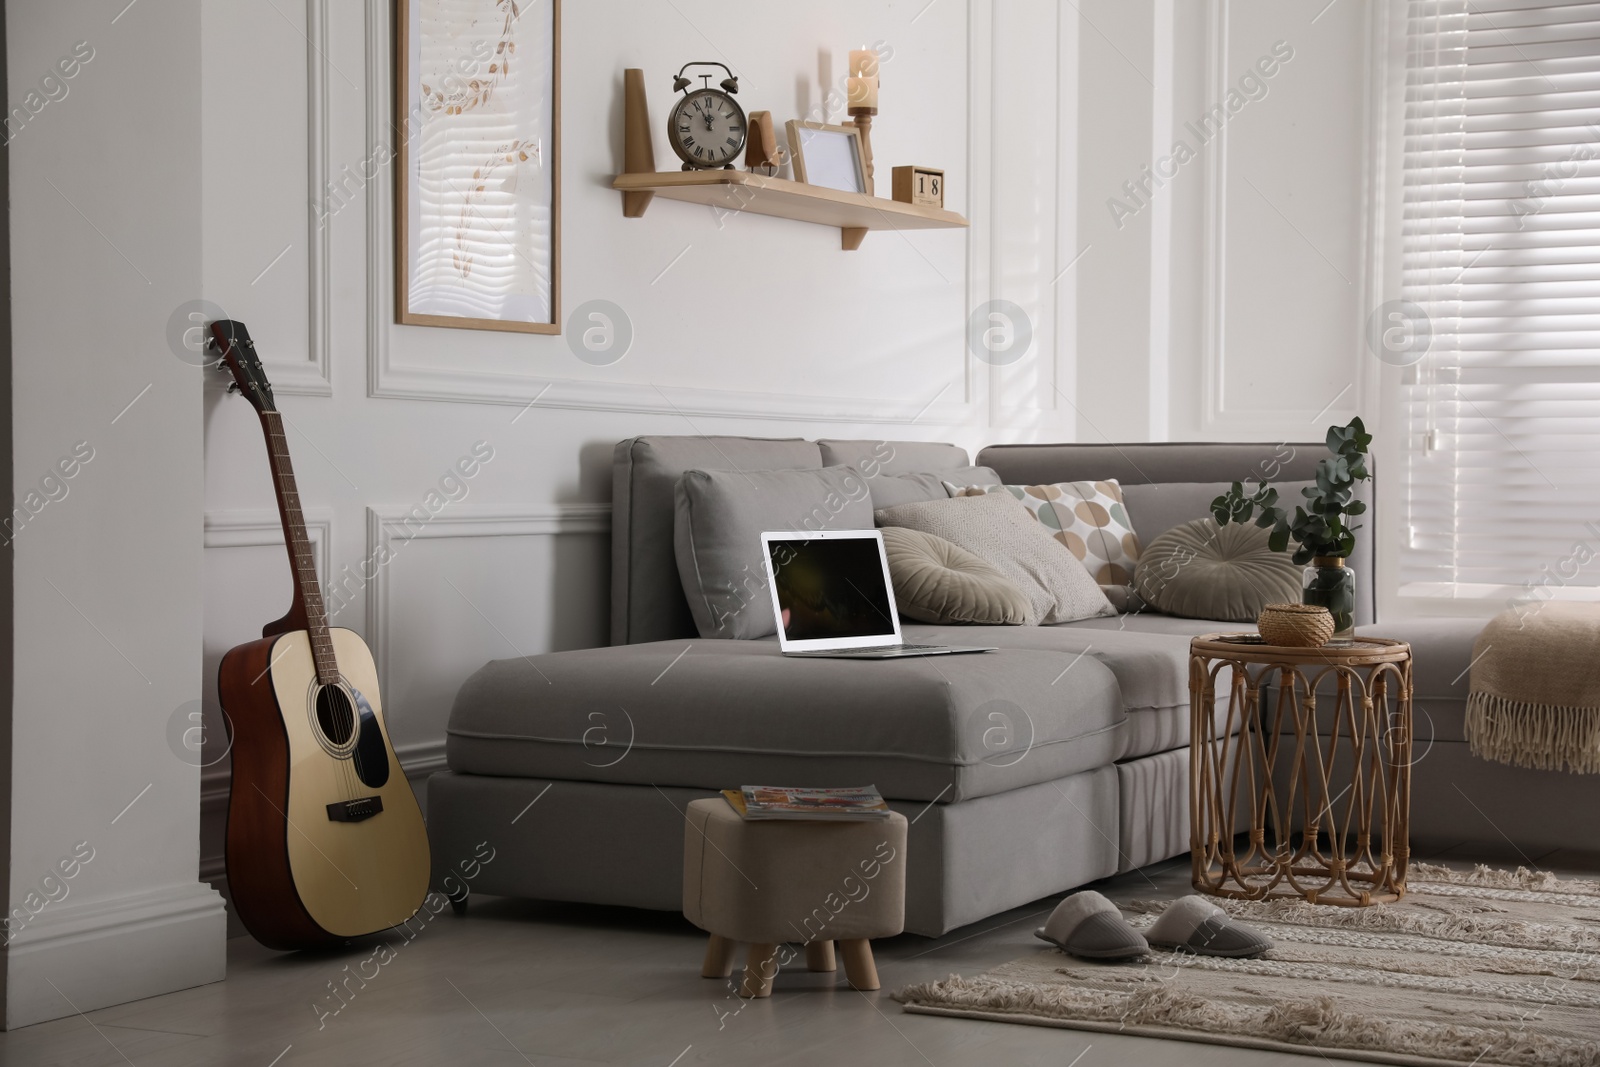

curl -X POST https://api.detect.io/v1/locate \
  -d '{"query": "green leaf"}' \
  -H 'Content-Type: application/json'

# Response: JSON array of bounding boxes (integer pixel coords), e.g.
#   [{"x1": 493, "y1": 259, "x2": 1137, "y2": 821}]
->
[{"x1": 1268, "y1": 525, "x2": 1290, "y2": 553}]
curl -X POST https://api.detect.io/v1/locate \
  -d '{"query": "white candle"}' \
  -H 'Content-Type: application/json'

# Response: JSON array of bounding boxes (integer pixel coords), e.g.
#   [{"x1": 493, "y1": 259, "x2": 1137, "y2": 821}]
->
[
  {"x1": 847, "y1": 75, "x2": 878, "y2": 110},
  {"x1": 849, "y1": 48, "x2": 879, "y2": 79}
]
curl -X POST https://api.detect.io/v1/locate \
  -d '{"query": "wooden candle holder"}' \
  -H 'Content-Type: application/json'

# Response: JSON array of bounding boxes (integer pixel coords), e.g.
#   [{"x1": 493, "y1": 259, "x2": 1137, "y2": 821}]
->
[{"x1": 848, "y1": 106, "x2": 877, "y2": 196}]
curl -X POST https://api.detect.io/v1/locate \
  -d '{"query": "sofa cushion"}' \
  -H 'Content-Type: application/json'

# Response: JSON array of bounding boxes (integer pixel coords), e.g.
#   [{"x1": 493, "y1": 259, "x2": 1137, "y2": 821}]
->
[
  {"x1": 881, "y1": 527, "x2": 1030, "y2": 625},
  {"x1": 868, "y1": 467, "x2": 1001, "y2": 509},
  {"x1": 818, "y1": 439, "x2": 971, "y2": 474},
  {"x1": 898, "y1": 620, "x2": 1227, "y2": 759},
  {"x1": 447, "y1": 639, "x2": 1126, "y2": 803},
  {"x1": 614, "y1": 436, "x2": 822, "y2": 645},
  {"x1": 674, "y1": 466, "x2": 874, "y2": 640},
  {"x1": 947, "y1": 479, "x2": 1143, "y2": 588},
  {"x1": 1134, "y1": 518, "x2": 1300, "y2": 623},
  {"x1": 875, "y1": 494, "x2": 1114, "y2": 625}
]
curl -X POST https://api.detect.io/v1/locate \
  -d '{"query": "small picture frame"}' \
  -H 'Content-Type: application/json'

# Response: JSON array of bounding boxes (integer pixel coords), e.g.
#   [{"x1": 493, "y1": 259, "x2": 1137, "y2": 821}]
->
[{"x1": 785, "y1": 120, "x2": 867, "y2": 195}]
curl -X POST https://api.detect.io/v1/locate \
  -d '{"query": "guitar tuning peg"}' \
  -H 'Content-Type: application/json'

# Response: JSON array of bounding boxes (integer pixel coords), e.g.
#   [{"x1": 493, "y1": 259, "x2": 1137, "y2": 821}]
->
[{"x1": 226, "y1": 381, "x2": 241, "y2": 394}]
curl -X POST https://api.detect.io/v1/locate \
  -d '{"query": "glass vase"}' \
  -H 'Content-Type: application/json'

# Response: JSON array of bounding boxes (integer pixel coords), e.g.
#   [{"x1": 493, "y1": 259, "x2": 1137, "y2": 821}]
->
[{"x1": 1302, "y1": 557, "x2": 1356, "y2": 639}]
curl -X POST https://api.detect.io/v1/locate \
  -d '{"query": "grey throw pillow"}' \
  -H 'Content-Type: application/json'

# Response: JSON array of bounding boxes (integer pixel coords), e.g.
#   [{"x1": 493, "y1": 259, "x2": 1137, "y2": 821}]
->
[
  {"x1": 1134, "y1": 517, "x2": 1300, "y2": 623},
  {"x1": 675, "y1": 466, "x2": 874, "y2": 639},
  {"x1": 866, "y1": 466, "x2": 1002, "y2": 509},
  {"x1": 874, "y1": 494, "x2": 1115, "y2": 625},
  {"x1": 880, "y1": 527, "x2": 1030, "y2": 625}
]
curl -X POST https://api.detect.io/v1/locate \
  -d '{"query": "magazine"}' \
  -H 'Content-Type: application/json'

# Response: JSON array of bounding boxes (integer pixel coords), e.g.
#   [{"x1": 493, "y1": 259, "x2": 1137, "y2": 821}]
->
[{"x1": 722, "y1": 785, "x2": 891, "y2": 821}]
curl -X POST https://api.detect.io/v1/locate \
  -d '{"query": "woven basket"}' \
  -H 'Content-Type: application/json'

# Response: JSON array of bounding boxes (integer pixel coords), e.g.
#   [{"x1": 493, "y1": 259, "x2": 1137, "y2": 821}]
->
[{"x1": 1257, "y1": 603, "x2": 1336, "y2": 648}]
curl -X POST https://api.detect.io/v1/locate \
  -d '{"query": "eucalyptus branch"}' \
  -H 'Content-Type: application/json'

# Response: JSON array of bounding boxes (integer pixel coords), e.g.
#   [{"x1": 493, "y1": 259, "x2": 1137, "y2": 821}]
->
[{"x1": 1210, "y1": 417, "x2": 1373, "y2": 566}]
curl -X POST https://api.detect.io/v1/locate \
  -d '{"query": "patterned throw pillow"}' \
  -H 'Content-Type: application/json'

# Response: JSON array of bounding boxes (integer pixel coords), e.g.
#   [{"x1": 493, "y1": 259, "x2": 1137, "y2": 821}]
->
[{"x1": 945, "y1": 479, "x2": 1142, "y2": 586}]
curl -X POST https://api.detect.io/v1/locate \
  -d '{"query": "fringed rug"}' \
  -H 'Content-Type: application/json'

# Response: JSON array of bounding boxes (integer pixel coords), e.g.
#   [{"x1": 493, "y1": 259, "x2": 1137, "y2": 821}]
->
[{"x1": 896, "y1": 864, "x2": 1600, "y2": 1066}]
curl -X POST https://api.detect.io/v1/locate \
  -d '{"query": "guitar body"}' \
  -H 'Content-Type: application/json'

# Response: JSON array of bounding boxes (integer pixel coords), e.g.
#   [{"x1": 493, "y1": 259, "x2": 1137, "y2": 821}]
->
[{"x1": 220, "y1": 628, "x2": 430, "y2": 949}]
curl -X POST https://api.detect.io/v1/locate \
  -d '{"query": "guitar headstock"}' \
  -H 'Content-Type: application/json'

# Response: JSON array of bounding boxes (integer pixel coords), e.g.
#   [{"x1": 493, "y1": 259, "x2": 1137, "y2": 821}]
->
[{"x1": 209, "y1": 320, "x2": 275, "y2": 413}]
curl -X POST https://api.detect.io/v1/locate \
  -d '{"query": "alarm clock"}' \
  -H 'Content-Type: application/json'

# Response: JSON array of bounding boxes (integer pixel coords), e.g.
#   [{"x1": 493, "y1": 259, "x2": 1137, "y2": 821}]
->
[{"x1": 667, "y1": 61, "x2": 746, "y2": 170}]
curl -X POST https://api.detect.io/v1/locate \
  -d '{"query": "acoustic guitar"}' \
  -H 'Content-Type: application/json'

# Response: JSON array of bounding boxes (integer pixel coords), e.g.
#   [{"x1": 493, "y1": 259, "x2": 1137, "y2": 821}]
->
[{"x1": 211, "y1": 319, "x2": 430, "y2": 950}]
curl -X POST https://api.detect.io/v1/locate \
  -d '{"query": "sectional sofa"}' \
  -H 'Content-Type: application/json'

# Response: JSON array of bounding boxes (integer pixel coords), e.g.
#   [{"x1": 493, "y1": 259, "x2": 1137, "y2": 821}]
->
[{"x1": 426, "y1": 436, "x2": 1583, "y2": 937}]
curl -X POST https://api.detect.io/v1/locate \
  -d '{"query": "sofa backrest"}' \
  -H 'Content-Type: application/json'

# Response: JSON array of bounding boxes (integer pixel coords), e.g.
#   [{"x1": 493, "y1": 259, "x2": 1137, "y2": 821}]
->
[
  {"x1": 976, "y1": 442, "x2": 1375, "y2": 626},
  {"x1": 610, "y1": 436, "x2": 974, "y2": 645}
]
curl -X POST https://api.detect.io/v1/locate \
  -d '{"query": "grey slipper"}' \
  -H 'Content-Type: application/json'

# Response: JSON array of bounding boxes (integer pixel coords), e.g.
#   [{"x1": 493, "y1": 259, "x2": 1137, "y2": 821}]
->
[
  {"x1": 1147, "y1": 895, "x2": 1272, "y2": 958},
  {"x1": 1033, "y1": 890, "x2": 1149, "y2": 960}
]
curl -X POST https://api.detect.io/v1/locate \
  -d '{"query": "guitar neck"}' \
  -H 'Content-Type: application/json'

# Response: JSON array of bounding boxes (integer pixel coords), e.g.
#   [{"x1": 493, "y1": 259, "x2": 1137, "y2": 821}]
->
[{"x1": 260, "y1": 411, "x2": 339, "y2": 685}]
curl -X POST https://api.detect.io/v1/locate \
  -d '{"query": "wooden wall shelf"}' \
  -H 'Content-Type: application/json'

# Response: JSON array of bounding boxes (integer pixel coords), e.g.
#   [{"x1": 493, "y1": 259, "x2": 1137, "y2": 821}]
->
[
  {"x1": 610, "y1": 170, "x2": 968, "y2": 250},
  {"x1": 615, "y1": 68, "x2": 966, "y2": 250}
]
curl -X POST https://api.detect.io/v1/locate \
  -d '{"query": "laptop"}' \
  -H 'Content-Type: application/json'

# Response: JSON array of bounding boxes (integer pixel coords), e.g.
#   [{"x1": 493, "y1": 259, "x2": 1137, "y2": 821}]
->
[{"x1": 760, "y1": 530, "x2": 997, "y2": 659}]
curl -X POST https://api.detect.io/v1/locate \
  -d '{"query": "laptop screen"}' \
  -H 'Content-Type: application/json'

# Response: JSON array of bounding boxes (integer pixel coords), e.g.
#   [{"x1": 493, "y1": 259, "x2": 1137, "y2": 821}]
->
[{"x1": 767, "y1": 535, "x2": 898, "y2": 642}]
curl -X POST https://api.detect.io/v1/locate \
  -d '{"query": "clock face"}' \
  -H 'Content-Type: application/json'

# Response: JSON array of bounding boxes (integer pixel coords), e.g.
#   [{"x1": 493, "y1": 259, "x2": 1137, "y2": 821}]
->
[{"x1": 669, "y1": 89, "x2": 746, "y2": 168}]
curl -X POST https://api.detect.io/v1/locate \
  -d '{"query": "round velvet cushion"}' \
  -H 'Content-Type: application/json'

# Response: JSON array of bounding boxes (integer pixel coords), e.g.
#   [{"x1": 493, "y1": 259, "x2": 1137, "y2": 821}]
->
[
  {"x1": 1134, "y1": 518, "x2": 1300, "y2": 623},
  {"x1": 880, "y1": 526, "x2": 1031, "y2": 625}
]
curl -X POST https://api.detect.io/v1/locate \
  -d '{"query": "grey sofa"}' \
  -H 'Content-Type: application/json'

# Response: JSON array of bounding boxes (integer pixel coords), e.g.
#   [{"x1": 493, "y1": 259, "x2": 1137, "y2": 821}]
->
[{"x1": 427, "y1": 435, "x2": 1559, "y2": 938}]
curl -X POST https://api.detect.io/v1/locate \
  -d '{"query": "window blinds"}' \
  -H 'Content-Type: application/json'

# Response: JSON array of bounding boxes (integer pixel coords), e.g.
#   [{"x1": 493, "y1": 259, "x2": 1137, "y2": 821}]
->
[{"x1": 1402, "y1": 0, "x2": 1600, "y2": 597}]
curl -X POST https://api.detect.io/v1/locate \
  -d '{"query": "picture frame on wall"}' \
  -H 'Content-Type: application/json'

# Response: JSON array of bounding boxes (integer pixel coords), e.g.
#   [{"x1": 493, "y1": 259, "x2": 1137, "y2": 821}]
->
[
  {"x1": 785, "y1": 120, "x2": 867, "y2": 195},
  {"x1": 394, "y1": 0, "x2": 561, "y2": 334}
]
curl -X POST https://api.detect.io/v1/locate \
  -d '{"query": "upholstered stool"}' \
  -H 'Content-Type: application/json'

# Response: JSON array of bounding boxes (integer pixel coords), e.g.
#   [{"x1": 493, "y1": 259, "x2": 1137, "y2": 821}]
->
[{"x1": 682, "y1": 798, "x2": 908, "y2": 998}]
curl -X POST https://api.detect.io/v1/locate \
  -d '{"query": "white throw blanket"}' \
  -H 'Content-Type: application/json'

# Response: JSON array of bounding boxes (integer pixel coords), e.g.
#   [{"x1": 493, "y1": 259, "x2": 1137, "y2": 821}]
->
[{"x1": 1466, "y1": 602, "x2": 1600, "y2": 774}]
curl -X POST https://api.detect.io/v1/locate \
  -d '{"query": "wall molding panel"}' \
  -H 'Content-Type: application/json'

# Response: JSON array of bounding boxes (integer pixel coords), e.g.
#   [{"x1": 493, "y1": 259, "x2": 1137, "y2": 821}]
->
[
  {"x1": 256, "y1": 0, "x2": 334, "y2": 397},
  {"x1": 364, "y1": 503, "x2": 612, "y2": 726},
  {"x1": 1199, "y1": 0, "x2": 1233, "y2": 435},
  {"x1": 204, "y1": 508, "x2": 332, "y2": 579},
  {"x1": 1196, "y1": 0, "x2": 1365, "y2": 439}
]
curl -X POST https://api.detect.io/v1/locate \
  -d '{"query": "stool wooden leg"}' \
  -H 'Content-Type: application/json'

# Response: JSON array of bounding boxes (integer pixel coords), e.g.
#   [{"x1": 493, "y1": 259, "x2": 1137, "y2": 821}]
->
[
  {"x1": 701, "y1": 934, "x2": 737, "y2": 979},
  {"x1": 740, "y1": 943, "x2": 779, "y2": 998},
  {"x1": 840, "y1": 939, "x2": 879, "y2": 991},
  {"x1": 804, "y1": 940, "x2": 836, "y2": 972}
]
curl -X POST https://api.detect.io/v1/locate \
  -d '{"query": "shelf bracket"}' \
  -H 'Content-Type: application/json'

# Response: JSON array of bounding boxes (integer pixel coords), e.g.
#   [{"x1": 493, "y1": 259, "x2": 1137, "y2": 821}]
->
[
  {"x1": 622, "y1": 68, "x2": 655, "y2": 218},
  {"x1": 841, "y1": 227, "x2": 867, "y2": 252}
]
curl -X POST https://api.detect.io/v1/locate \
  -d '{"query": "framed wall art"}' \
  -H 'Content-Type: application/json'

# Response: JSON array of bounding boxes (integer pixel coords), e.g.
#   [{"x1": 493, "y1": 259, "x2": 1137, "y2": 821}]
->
[{"x1": 395, "y1": 0, "x2": 560, "y2": 334}]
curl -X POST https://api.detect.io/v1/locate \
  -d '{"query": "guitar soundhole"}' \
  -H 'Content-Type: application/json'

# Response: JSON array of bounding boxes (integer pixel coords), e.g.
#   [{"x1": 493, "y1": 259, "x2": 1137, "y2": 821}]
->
[{"x1": 315, "y1": 685, "x2": 356, "y2": 747}]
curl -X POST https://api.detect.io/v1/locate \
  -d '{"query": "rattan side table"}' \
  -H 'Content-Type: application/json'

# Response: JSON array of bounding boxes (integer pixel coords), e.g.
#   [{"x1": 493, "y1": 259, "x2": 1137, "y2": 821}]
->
[{"x1": 1189, "y1": 634, "x2": 1413, "y2": 907}]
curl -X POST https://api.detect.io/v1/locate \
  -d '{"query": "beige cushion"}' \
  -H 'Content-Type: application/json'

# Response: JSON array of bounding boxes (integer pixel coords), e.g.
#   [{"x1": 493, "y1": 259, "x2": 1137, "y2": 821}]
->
[
  {"x1": 682, "y1": 798, "x2": 907, "y2": 943},
  {"x1": 1134, "y1": 517, "x2": 1299, "y2": 623},
  {"x1": 880, "y1": 527, "x2": 1030, "y2": 625},
  {"x1": 874, "y1": 494, "x2": 1115, "y2": 625}
]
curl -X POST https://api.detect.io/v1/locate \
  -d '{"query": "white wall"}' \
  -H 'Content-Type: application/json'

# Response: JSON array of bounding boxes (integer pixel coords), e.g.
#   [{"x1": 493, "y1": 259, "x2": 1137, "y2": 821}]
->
[
  {"x1": 195, "y1": 0, "x2": 1377, "y2": 902},
  {"x1": 1078, "y1": 0, "x2": 1373, "y2": 445},
  {"x1": 197, "y1": 0, "x2": 1090, "y2": 894},
  {"x1": 6, "y1": 0, "x2": 225, "y2": 1029}
]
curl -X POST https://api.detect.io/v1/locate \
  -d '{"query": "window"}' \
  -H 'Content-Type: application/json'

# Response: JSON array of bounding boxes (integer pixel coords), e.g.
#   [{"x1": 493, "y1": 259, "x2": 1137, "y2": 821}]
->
[{"x1": 1402, "y1": 0, "x2": 1600, "y2": 600}]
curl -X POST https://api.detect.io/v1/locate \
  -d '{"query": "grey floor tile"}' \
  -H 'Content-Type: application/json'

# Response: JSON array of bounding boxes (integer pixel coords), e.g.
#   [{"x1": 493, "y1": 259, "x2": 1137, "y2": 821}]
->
[{"x1": 0, "y1": 846, "x2": 1545, "y2": 1066}]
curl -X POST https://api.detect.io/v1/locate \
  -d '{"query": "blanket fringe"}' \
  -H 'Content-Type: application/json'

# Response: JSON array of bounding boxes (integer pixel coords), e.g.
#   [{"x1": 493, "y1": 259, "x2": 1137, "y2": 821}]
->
[{"x1": 1464, "y1": 691, "x2": 1600, "y2": 774}]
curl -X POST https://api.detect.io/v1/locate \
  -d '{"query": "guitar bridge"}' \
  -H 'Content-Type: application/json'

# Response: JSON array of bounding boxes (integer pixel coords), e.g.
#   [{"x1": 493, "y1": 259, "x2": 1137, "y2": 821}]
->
[{"x1": 326, "y1": 796, "x2": 384, "y2": 823}]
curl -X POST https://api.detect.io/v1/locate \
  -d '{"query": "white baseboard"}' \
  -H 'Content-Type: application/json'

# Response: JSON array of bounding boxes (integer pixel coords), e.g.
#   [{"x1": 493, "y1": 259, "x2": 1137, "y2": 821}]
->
[
  {"x1": 395, "y1": 738, "x2": 447, "y2": 780},
  {"x1": 4, "y1": 882, "x2": 226, "y2": 1029}
]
